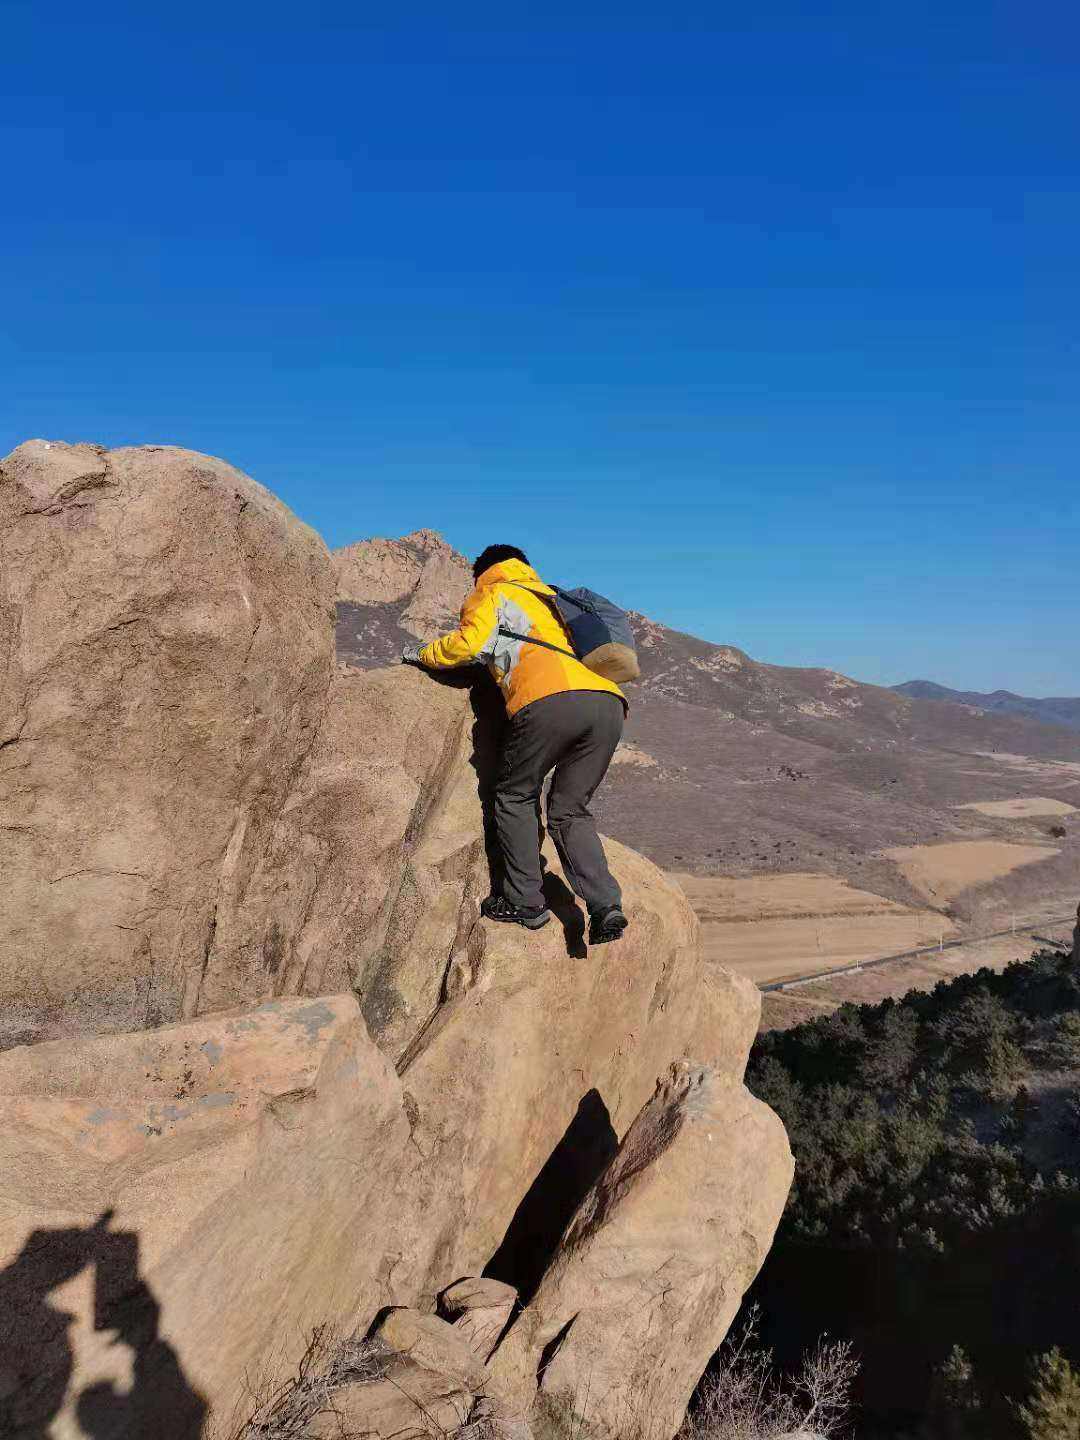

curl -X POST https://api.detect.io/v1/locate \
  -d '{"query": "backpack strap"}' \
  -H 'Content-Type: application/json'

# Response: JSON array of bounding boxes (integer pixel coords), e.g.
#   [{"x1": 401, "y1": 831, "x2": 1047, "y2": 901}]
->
[
  {"x1": 499, "y1": 581, "x2": 578, "y2": 660},
  {"x1": 496, "y1": 626, "x2": 576, "y2": 660}
]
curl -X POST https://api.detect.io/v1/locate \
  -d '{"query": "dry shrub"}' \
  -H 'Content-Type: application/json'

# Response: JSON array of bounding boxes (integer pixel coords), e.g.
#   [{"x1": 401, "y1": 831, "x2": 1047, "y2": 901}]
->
[
  {"x1": 529, "y1": 1310, "x2": 857, "y2": 1440},
  {"x1": 224, "y1": 1310, "x2": 855, "y2": 1440},
  {"x1": 680, "y1": 1307, "x2": 858, "y2": 1440},
  {"x1": 231, "y1": 1326, "x2": 394, "y2": 1439}
]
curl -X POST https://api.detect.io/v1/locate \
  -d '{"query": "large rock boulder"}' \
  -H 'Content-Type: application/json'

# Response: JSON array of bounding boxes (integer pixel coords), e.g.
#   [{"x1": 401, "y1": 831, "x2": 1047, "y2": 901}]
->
[
  {"x1": 0, "y1": 991, "x2": 790, "y2": 1438},
  {"x1": 0, "y1": 996, "x2": 412, "y2": 1439},
  {"x1": 0, "y1": 441, "x2": 335, "y2": 1041},
  {"x1": 0, "y1": 441, "x2": 793, "y2": 1440},
  {"x1": 489, "y1": 1063, "x2": 791, "y2": 1439}
]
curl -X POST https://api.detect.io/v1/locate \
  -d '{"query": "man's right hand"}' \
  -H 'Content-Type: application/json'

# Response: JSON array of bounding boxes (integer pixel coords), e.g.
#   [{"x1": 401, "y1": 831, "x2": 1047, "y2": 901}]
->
[{"x1": 401, "y1": 643, "x2": 425, "y2": 667}]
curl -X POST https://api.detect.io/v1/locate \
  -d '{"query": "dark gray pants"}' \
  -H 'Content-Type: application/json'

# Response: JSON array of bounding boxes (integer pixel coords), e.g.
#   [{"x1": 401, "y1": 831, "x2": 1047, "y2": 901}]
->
[{"x1": 494, "y1": 690, "x2": 624, "y2": 915}]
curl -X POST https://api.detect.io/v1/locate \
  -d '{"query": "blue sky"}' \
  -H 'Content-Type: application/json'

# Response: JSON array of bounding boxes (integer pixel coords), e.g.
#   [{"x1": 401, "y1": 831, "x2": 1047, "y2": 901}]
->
[{"x1": 3, "y1": 1, "x2": 1077, "y2": 693}]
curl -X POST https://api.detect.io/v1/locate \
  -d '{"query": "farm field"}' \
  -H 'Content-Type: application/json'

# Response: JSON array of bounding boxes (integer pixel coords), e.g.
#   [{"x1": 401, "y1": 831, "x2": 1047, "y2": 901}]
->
[
  {"x1": 671, "y1": 871, "x2": 955, "y2": 986},
  {"x1": 956, "y1": 796, "x2": 1077, "y2": 818},
  {"x1": 881, "y1": 839, "x2": 1059, "y2": 905},
  {"x1": 758, "y1": 910, "x2": 1076, "y2": 1030}
]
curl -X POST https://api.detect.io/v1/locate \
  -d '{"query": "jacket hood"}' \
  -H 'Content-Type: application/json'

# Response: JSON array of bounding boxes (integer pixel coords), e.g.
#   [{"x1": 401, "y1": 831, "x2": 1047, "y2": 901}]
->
[{"x1": 474, "y1": 558, "x2": 554, "y2": 595}]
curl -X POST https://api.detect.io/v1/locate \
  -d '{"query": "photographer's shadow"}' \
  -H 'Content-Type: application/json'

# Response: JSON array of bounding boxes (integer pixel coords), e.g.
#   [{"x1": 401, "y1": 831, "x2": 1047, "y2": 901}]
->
[
  {"x1": 0, "y1": 1210, "x2": 207, "y2": 1440},
  {"x1": 427, "y1": 667, "x2": 588, "y2": 960}
]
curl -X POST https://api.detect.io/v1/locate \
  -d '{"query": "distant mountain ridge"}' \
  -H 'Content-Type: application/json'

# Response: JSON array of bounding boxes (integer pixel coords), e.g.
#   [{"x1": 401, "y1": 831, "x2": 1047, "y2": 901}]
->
[{"x1": 893, "y1": 680, "x2": 1080, "y2": 733}]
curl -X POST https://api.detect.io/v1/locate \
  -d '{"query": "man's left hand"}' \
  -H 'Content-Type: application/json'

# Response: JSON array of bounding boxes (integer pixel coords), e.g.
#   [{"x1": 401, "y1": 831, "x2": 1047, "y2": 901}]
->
[{"x1": 401, "y1": 642, "x2": 425, "y2": 667}]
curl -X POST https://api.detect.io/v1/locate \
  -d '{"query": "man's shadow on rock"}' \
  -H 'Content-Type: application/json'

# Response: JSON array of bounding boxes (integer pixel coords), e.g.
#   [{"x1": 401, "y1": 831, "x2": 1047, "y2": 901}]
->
[
  {"x1": 426, "y1": 668, "x2": 588, "y2": 959},
  {"x1": 0, "y1": 1210, "x2": 207, "y2": 1440}
]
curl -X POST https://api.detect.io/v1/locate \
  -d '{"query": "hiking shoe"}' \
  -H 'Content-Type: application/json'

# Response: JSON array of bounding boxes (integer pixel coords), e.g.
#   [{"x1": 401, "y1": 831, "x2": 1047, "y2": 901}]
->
[
  {"x1": 590, "y1": 905, "x2": 629, "y2": 945},
  {"x1": 480, "y1": 895, "x2": 552, "y2": 930}
]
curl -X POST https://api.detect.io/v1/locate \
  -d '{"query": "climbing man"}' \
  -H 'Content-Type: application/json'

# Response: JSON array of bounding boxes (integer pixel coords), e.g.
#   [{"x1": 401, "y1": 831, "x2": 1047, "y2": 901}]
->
[{"x1": 402, "y1": 544, "x2": 629, "y2": 945}]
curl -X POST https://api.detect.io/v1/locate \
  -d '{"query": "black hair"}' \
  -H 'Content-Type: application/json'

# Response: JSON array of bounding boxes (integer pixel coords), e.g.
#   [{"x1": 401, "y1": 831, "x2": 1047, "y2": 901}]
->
[{"x1": 472, "y1": 544, "x2": 529, "y2": 581}]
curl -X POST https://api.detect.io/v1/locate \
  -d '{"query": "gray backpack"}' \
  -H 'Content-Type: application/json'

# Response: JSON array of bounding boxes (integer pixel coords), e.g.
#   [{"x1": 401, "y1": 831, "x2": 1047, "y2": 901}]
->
[{"x1": 503, "y1": 583, "x2": 641, "y2": 684}]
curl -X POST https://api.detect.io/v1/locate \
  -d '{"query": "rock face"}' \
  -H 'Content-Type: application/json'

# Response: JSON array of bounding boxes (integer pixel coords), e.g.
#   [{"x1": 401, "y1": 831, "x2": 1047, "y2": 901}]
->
[
  {"x1": 0, "y1": 441, "x2": 793, "y2": 1440},
  {"x1": 0, "y1": 441, "x2": 335, "y2": 1040}
]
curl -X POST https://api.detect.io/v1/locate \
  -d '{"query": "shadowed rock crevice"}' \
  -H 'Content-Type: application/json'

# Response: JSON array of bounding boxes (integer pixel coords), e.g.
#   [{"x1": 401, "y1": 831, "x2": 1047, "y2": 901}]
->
[{"x1": 484, "y1": 1089, "x2": 619, "y2": 1306}]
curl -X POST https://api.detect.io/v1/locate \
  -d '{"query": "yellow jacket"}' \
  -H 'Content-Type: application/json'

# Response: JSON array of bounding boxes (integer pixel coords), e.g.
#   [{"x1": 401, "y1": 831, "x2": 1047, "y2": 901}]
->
[{"x1": 418, "y1": 559, "x2": 627, "y2": 717}]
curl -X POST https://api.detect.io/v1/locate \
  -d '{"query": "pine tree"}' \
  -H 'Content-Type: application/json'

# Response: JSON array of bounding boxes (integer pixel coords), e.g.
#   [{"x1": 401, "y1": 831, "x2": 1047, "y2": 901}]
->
[
  {"x1": 1017, "y1": 1348, "x2": 1080, "y2": 1440},
  {"x1": 926, "y1": 1345, "x2": 983, "y2": 1439}
]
